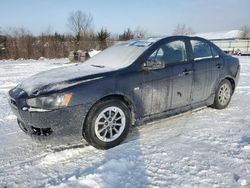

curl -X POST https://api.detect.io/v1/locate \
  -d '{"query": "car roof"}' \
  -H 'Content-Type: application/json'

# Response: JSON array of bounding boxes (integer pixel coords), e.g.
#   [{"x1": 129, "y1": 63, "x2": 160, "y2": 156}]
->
[
  {"x1": 130, "y1": 35, "x2": 200, "y2": 44},
  {"x1": 124, "y1": 35, "x2": 215, "y2": 49}
]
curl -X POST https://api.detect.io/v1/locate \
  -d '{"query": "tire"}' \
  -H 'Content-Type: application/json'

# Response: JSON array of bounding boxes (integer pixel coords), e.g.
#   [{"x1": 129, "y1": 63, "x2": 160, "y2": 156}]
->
[
  {"x1": 84, "y1": 99, "x2": 131, "y2": 149},
  {"x1": 212, "y1": 79, "x2": 232, "y2": 109}
]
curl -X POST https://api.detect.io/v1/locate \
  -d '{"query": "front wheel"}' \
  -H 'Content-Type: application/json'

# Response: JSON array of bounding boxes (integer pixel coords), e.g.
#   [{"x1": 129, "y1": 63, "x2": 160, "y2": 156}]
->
[
  {"x1": 212, "y1": 79, "x2": 232, "y2": 109},
  {"x1": 84, "y1": 99, "x2": 131, "y2": 149}
]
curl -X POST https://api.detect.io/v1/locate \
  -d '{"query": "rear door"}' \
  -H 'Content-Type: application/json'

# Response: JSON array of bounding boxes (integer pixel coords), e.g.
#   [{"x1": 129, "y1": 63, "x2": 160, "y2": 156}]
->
[
  {"x1": 168, "y1": 40, "x2": 193, "y2": 109},
  {"x1": 190, "y1": 39, "x2": 222, "y2": 103}
]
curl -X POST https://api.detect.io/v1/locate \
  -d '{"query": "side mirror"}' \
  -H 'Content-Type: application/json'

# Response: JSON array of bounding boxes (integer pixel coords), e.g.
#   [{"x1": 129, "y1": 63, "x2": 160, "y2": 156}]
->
[{"x1": 143, "y1": 59, "x2": 165, "y2": 70}]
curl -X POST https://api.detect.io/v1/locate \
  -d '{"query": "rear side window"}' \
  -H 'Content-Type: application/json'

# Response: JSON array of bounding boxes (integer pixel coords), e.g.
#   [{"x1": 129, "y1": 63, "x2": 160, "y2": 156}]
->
[
  {"x1": 148, "y1": 40, "x2": 187, "y2": 65},
  {"x1": 191, "y1": 40, "x2": 213, "y2": 60},
  {"x1": 211, "y1": 46, "x2": 220, "y2": 58}
]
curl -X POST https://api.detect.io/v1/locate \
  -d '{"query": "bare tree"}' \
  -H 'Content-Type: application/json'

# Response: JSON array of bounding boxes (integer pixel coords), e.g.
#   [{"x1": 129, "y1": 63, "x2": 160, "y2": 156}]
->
[
  {"x1": 173, "y1": 24, "x2": 195, "y2": 35},
  {"x1": 97, "y1": 28, "x2": 110, "y2": 50},
  {"x1": 133, "y1": 26, "x2": 147, "y2": 38},
  {"x1": 119, "y1": 28, "x2": 134, "y2": 41},
  {"x1": 0, "y1": 28, "x2": 7, "y2": 59},
  {"x1": 240, "y1": 25, "x2": 250, "y2": 39},
  {"x1": 67, "y1": 10, "x2": 93, "y2": 44}
]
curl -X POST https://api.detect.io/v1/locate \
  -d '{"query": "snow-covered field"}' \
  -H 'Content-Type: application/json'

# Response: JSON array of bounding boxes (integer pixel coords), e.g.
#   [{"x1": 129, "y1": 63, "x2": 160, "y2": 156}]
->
[{"x1": 0, "y1": 57, "x2": 250, "y2": 188}]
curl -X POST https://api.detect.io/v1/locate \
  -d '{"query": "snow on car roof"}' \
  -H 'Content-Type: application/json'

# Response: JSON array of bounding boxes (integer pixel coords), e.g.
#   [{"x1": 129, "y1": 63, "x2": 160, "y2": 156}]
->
[{"x1": 117, "y1": 37, "x2": 161, "y2": 47}]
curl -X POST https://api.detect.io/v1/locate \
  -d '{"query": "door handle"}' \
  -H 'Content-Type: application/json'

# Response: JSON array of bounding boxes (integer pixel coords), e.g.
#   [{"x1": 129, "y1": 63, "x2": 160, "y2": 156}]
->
[
  {"x1": 179, "y1": 69, "x2": 193, "y2": 77},
  {"x1": 216, "y1": 63, "x2": 222, "y2": 69}
]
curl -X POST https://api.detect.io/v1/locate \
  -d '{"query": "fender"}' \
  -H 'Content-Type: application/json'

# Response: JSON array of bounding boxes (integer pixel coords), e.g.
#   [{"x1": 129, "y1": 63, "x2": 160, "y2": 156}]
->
[{"x1": 213, "y1": 75, "x2": 236, "y2": 95}]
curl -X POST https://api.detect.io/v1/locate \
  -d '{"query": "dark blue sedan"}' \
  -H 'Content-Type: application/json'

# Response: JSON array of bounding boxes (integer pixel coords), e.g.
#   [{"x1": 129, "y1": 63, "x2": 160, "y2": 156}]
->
[{"x1": 9, "y1": 36, "x2": 240, "y2": 149}]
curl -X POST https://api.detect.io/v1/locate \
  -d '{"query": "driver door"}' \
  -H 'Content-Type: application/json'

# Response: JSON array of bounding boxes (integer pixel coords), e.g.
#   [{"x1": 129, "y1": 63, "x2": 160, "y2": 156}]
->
[
  {"x1": 138, "y1": 39, "x2": 192, "y2": 116},
  {"x1": 139, "y1": 47, "x2": 172, "y2": 116}
]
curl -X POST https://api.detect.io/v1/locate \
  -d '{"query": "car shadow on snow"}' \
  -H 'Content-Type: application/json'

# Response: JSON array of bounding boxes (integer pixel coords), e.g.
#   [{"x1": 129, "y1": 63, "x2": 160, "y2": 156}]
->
[{"x1": 38, "y1": 127, "x2": 149, "y2": 187}]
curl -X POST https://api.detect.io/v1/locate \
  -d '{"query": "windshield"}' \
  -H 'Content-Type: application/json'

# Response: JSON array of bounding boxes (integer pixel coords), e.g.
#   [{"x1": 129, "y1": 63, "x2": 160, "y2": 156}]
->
[{"x1": 84, "y1": 39, "x2": 154, "y2": 68}]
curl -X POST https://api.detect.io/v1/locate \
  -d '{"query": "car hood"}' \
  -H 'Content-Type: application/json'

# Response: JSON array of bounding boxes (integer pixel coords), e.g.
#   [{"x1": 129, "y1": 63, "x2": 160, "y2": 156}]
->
[{"x1": 18, "y1": 63, "x2": 115, "y2": 96}]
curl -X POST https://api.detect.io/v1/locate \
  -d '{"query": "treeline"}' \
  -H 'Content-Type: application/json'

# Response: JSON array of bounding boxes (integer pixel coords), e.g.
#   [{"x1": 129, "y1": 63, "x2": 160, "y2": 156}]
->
[
  {"x1": 0, "y1": 10, "x2": 147, "y2": 60},
  {"x1": 0, "y1": 30, "x2": 100, "y2": 60},
  {"x1": 0, "y1": 30, "x2": 71, "y2": 59},
  {"x1": 0, "y1": 27, "x2": 145, "y2": 60},
  {"x1": 0, "y1": 10, "x2": 196, "y2": 60}
]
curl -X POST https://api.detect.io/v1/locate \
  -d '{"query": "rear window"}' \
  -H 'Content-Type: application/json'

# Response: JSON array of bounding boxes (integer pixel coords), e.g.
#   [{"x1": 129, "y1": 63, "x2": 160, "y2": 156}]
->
[{"x1": 191, "y1": 40, "x2": 213, "y2": 60}]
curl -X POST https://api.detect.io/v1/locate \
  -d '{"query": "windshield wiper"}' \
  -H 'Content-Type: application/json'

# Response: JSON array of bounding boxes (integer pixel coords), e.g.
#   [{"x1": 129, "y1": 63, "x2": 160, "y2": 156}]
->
[{"x1": 91, "y1": 64, "x2": 105, "y2": 68}]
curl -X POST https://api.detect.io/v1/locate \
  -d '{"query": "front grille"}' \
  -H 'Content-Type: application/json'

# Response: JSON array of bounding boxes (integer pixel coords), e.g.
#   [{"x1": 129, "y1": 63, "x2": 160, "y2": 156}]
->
[
  {"x1": 17, "y1": 119, "x2": 53, "y2": 136},
  {"x1": 31, "y1": 126, "x2": 53, "y2": 136}
]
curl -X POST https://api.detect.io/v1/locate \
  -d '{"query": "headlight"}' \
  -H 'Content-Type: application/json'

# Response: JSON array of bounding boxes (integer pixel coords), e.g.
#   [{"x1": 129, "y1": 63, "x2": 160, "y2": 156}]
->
[{"x1": 26, "y1": 93, "x2": 72, "y2": 110}]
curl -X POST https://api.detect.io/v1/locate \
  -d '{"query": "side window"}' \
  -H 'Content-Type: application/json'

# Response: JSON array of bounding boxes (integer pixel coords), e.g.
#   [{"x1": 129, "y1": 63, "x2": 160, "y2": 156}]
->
[
  {"x1": 191, "y1": 40, "x2": 213, "y2": 60},
  {"x1": 147, "y1": 40, "x2": 187, "y2": 66},
  {"x1": 148, "y1": 47, "x2": 164, "y2": 62},
  {"x1": 164, "y1": 41, "x2": 187, "y2": 65},
  {"x1": 211, "y1": 46, "x2": 220, "y2": 58}
]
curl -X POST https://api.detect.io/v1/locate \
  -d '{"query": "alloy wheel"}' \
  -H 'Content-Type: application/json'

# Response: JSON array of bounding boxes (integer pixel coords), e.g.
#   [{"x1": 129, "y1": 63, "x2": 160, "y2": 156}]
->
[
  {"x1": 218, "y1": 83, "x2": 231, "y2": 106},
  {"x1": 94, "y1": 106, "x2": 126, "y2": 142}
]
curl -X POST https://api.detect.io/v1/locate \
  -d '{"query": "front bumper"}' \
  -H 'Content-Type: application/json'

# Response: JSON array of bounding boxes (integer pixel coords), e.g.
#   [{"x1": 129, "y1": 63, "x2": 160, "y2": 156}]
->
[{"x1": 8, "y1": 88, "x2": 88, "y2": 142}]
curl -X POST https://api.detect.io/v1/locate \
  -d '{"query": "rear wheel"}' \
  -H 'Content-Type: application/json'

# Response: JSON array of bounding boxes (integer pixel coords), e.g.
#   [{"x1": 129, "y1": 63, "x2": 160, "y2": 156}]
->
[
  {"x1": 84, "y1": 99, "x2": 131, "y2": 149},
  {"x1": 212, "y1": 79, "x2": 232, "y2": 109}
]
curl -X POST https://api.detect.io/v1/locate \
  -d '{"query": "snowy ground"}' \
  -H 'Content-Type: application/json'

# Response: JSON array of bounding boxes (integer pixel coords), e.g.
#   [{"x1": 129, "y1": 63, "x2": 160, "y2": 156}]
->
[{"x1": 0, "y1": 57, "x2": 250, "y2": 188}]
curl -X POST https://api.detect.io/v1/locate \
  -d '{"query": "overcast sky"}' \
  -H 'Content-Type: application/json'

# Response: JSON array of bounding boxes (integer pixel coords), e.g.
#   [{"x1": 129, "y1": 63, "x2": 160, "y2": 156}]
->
[{"x1": 0, "y1": 0, "x2": 249, "y2": 35}]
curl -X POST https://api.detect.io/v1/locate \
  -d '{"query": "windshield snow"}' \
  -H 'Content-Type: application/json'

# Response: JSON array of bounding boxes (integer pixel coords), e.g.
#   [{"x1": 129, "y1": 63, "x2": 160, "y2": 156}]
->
[{"x1": 84, "y1": 39, "x2": 154, "y2": 68}]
